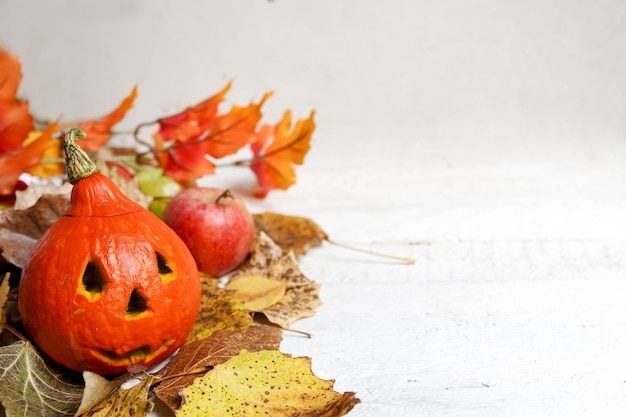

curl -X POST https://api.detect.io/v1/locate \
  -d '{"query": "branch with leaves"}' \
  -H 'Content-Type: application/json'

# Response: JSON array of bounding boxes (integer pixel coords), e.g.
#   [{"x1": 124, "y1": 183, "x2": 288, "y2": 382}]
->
[{"x1": 0, "y1": 46, "x2": 315, "y2": 205}]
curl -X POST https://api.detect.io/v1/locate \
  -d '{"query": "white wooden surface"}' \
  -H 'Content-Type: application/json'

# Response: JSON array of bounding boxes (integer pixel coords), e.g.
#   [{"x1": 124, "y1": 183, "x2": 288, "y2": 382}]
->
[
  {"x1": 2, "y1": 2, "x2": 626, "y2": 415},
  {"x1": 241, "y1": 129, "x2": 626, "y2": 417}
]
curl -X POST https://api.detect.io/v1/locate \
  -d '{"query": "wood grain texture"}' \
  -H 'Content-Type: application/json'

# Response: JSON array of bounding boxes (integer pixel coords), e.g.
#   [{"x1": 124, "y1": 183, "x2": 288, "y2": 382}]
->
[{"x1": 273, "y1": 128, "x2": 626, "y2": 417}]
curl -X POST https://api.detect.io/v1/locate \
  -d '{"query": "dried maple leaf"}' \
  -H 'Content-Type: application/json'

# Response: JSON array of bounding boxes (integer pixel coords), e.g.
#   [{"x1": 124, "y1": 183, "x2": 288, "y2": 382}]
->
[
  {"x1": 0, "y1": 47, "x2": 33, "y2": 155},
  {"x1": 253, "y1": 211, "x2": 328, "y2": 256},
  {"x1": 155, "y1": 325, "x2": 282, "y2": 411},
  {"x1": 248, "y1": 110, "x2": 315, "y2": 197},
  {"x1": 186, "y1": 277, "x2": 254, "y2": 342},
  {"x1": 77, "y1": 86, "x2": 138, "y2": 152},
  {"x1": 229, "y1": 232, "x2": 322, "y2": 329},
  {"x1": 0, "y1": 122, "x2": 58, "y2": 196},
  {"x1": 176, "y1": 350, "x2": 359, "y2": 417},
  {"x1": 0, "y1": 193, "x2": 69, "y2": 267},
  {"x1": 0, "y1": 340, "x2": 84, "y2": 416}
]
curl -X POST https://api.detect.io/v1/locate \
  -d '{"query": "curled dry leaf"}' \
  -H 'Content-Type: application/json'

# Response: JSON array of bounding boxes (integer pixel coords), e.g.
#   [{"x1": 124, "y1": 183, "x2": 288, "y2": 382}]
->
[
  {"x1": 75, "y1": 375, "x2": 154, "y2": 417},
  {"x1": 229, "y1": 232, "x2": 322, "y2": 329},
  {"x1": 75, "y1": 371, "x2": 123, "y2": 415},
  {"x1": 0, "y1": 340, "x2": 84, "y2": 416},
  {"x1": 155, "y1": 325, "x2": 282, "y2": 411},
  {"x1": 0, "y1": 193, "x2": 69, "y2": 267},
  {"x1": 252, "y1": 211, "x2": 328, "y2": 256},
  {"x1": 13, "y1": 181, "x2": 72, "y2": 210},
  {"x1": 176, "y1": 350, "x2": 359, "y2": 417}
]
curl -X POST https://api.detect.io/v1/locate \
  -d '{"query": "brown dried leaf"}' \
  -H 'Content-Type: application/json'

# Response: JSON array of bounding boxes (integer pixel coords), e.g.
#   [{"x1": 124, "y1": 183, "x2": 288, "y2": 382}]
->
[
  {"x1": 14, "y1": 182, "x2": 72, "y2": 209},
  {"x1": 229, "y1": 232, "x2": 322, "y2": 329},
  {"x1": 0, "y1": 193, "x2": 69, "y2": 267},
  {"x1": 253, "y1": 211, "x2": 328, "y2": 256},
  {"x1": 0, "y1": 273, "x2": 9, "y2": 325},
  {"x1": 154, "y1": 325, "x2": 282, "y2": 411},
  {"x1": 186, "y1": 277, "x2": 254, "y2": 342}
]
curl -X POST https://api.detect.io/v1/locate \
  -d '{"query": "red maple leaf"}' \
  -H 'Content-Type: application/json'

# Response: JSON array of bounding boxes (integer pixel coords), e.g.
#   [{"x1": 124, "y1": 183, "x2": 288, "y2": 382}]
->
[
  {"x1": 249, "y1": 110, "x2": 315, "y2": 197},
  {"x1": 152, "y1": 84, "x2": 269, "y2": 182}
]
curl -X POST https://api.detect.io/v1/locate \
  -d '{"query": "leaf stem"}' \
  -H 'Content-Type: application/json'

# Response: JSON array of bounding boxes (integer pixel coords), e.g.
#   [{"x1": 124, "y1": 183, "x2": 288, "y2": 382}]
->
[
  {"x1": 325, "y1": 238, "x2": 415, "y2": 264},
  {"x1": 0, "y1": 322, "x2": 28, "y2": 342}
]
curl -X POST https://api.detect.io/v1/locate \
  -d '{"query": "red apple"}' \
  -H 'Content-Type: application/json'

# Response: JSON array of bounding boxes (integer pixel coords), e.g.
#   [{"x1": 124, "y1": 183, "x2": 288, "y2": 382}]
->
[{"x1": 162, "y1": 187, "x2": 255, "y2": 277}]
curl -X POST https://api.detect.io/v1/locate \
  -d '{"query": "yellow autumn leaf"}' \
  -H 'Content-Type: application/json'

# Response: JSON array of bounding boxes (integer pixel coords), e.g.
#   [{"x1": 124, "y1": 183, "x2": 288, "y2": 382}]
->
[
  {"x1": 225, "y1": 275, "x2": 287, "y2": 312},
  {"x1": 76, "y1": 375, "x2": 154, "y2": 417},
  {"x1": 176, "y1": 350, "x2": 360, "y2": 417},
  {"x1": 23, "y1": 130, "x2": 64, "y2": 178},
  {"x1": 187, "y1": 276, "x2": 254, "y2": 342}
]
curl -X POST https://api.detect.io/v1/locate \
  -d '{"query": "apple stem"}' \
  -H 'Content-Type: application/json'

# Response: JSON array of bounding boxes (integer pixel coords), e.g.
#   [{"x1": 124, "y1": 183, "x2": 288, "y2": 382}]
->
[
  {"x1": 325, "y1": 238, "x2": 415, "y2": 264},
  {"x1": 215, "y1": 188, "x2": 235, "y2": 204}
]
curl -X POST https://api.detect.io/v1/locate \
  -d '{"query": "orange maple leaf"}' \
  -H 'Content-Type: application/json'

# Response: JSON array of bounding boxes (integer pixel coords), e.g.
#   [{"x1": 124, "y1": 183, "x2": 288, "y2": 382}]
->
[
  {"x1": 151, "y1": 83, "x2": 231, "y2": 181},
  {"x1": 77, "y1": 86, "x2": 138, "y2": 152},
  {"x1": 0, "y1": 122, "x2": 58, "y2": 196},
  {"x1": 205, "y1": 92, "x2": 271, "y2": 158},
  {"x1": 0, "y1": 47, "x2": 34, "y2": 155},
  {"x1": 249, "y1": 110, "x2": 315, "y2": 197},
  {"x1": 152, "y1": 84, "x2": 269, "y2": 182}
]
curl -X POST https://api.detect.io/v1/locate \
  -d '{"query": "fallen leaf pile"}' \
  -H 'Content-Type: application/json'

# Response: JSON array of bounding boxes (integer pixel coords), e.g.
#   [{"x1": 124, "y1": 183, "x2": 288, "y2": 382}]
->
[{"x1": 0, "y1": 188, "x2": 360, "y2": 416}]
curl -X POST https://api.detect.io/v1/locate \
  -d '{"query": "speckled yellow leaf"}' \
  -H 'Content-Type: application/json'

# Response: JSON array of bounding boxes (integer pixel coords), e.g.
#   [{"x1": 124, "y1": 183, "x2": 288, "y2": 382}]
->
[
  {"x1": 75, "y1": 375, "x2": 154, "y2": 417},
  {"x1": 187, "y1": 276, "x2": 254, "y2": 342},
  {"x1": 75, "y1": 371, "x2": 122, "y2": 415},
  {"x1": 225, "y1": 275, "x2": 287, "y2": 312},
  {"x1": 229, "y1": 232, "x2": 321, "y2": 328},
  {"x1": 176, "y1": 350, "x2": 360, "y2": 417}
]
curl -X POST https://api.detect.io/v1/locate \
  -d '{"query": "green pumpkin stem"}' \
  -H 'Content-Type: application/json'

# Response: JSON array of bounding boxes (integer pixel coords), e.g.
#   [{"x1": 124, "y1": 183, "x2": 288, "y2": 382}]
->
[{"x1": 64, "y1": 128, "x2": 100, "y2": 184}]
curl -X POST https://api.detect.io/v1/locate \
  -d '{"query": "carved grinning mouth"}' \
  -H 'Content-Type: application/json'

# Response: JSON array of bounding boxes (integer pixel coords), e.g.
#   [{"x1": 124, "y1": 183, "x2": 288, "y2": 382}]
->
[{"x1": 90, "y1": 337, "x2": 175, "y2": 366}]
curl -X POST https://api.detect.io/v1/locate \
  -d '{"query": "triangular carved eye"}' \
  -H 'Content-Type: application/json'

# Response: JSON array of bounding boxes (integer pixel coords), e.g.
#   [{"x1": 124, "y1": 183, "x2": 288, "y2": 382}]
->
[
  {"x1": 126, "y1": 288, "x2": 148, "y2": 316},
  {"x1": 155, "y1": 251, "x2": 176, "y2": 284},
  {"x1": 156, "y1": 252, "x2": 173, "y2": 274},
  {"x1": 81, "y1": 261, "x2": 107, "y2": 300}
]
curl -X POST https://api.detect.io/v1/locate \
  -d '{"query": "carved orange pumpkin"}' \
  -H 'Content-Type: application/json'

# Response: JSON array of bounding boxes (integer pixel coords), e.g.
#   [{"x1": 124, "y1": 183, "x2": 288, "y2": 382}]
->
[{"x1": 18, "y1": 128, "x2": 201, "y2": 376}]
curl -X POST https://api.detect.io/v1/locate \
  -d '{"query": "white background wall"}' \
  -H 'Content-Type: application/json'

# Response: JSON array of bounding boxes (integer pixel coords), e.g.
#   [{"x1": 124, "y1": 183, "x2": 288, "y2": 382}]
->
[
  {"x1": 3, "y1": 3, "x2": 626, "y2": 416},
  {"x1": 1, "y1": 0, "x2": 625, "y2": 151}
]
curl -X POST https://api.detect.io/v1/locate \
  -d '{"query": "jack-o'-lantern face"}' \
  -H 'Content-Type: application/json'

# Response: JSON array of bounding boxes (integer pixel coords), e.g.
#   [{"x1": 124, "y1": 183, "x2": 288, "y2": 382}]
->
[{"x1": 19, "y1": 210, "x2": 201, "y2": 376}]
